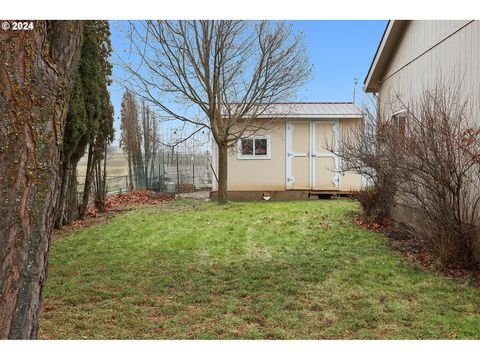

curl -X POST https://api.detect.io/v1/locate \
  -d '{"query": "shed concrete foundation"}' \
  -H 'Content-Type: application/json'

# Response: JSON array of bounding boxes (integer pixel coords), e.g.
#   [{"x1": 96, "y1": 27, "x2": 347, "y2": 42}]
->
[{"x1": 210, "y1": 190, "x2": 355, "y2": 201}]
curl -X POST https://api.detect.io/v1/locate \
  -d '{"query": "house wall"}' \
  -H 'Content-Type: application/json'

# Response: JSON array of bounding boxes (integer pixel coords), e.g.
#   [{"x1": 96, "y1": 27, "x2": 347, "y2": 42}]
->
[
  {"x1": 212, "y1": 118, "x2": 363, "y2": 193},
  {"x1": 372, "y1": 20, "x2": 480, "y2": 226},
  {"x1": 378, "y1": 20, "x2": 480, "y2": 116}
]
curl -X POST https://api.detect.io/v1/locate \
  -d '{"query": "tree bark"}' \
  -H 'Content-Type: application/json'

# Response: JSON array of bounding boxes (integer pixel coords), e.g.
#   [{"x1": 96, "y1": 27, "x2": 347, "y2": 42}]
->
[
  {"x1": 93, "y1": 144, "x2": 108, "y2": 213},
  {"x1": 217, "y1": 142, "x2": 228, "y2": 204},
  {"x1": 54, "y1": 161, "x2": 69, "y2": 229},
  {"x1": 102, "y1": 145, "x2": 107, "y2": 204},
  {"x1": 64, "y1": 162, "x2": 79, "y2": 224},
  {"x1": 0, "y1": 21, "x2": 82, "y2": 339}
]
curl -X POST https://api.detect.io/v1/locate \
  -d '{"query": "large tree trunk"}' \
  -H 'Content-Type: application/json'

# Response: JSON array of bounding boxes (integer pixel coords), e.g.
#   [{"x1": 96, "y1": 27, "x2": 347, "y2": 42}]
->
[
  {"x1": 54, "y1": 161, "x2": 69, "y2": 229},
  {"x1": 94, "y1": 144, "x2": 108, "y2": 213},
  {"x1": 217, "y1": 142, "x2": 228, "y2": 204},
  {"x1": 0, "y1": 21, "x2": 82, "y2": 339},
  {"x1": 64, "y1": 162, "x2": 79, "y2": 224}
]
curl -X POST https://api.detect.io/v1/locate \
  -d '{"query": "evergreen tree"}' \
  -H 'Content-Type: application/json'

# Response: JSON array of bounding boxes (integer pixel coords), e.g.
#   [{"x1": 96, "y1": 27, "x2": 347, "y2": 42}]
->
[
  {"x1": 55, "y1": 20, "x2": 114, "y2": 225},
  {"x1": 54, "y1": 73, "x2": 88, "y2": 227},
  {"x1": 92, "y1": 21, "x2": 115, "y2": 212},
  {"x1": 79, "y1": 21, "x2": 103, "y2": 218}
]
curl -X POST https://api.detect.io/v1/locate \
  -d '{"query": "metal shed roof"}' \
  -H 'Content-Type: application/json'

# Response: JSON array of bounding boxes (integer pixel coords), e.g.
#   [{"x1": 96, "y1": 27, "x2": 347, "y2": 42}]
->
[{"x1": 257, "y1": 102, "x2": 363, "y2": 118}]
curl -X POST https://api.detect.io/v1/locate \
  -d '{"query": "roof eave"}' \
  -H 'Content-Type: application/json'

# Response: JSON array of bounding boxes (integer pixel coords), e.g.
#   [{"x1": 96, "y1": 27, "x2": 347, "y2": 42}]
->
[{"x1": 364, "y1": 20, "x2": 408, "y2": 93}]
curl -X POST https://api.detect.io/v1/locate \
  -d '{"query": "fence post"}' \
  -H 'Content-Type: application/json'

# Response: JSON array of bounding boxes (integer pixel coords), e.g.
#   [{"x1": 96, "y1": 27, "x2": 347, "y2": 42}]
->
[
  {"x1": 192, "y1": 154, "x2": 195, "y2": 189},
  {"x1": 162, "y1": 150, "x2": 165, "y2": 191},
  {"x1": 176, "y1": 150, "x2": 180, "y2": 194}
]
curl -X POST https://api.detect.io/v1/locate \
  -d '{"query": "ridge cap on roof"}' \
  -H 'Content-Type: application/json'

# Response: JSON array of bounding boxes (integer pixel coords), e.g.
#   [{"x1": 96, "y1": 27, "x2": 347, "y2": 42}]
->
[{"x1": 269, "y1": 101, "x2": 355, "y2": 104}]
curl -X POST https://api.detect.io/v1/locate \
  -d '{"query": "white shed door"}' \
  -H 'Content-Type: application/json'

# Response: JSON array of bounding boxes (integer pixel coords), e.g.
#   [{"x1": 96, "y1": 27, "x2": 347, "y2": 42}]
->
[
  {"x1": 286, "y1": 120, "x2": 340, "y2": 190},
  {"x1": 312, "y1": 121, "x2": 339, "y2": 190}
]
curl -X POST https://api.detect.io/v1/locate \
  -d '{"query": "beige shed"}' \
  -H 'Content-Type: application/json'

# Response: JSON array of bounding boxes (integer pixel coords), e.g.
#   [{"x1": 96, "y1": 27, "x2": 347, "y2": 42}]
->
[{"x1": 211, "y1": 102, "x2": 364, "y2": 201}]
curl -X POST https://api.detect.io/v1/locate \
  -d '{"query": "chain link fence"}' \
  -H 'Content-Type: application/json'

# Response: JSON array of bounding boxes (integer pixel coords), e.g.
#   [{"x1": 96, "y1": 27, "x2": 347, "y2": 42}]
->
[{"x1": 77, "y1": 128, "x2": 214, "y2": 197}]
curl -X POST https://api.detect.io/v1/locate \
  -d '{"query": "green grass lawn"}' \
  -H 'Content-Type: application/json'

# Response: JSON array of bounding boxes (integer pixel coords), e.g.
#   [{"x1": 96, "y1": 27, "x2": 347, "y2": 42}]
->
[{"x1": 40, "y1": 199, "x2": 480, "y2": 339}]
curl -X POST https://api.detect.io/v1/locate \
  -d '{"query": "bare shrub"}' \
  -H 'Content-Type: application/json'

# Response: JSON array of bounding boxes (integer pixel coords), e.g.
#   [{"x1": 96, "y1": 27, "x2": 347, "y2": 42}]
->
[
  {"x1": 395, "y1": 84, "x2": 480, "y2": 268},
  {"x1": 353, "y1": 186, "x2": 390, "y2": 219},
  {"x1": 330, "y1": 106, "x2": 401, "y2": 219}
]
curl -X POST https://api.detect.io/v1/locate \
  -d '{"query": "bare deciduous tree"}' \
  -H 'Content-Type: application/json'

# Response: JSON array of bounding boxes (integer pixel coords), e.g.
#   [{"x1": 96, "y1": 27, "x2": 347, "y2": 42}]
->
[
  {"x1": 0, "y1": 20, "x2": 83, "y2": 339},
  {"x1": 119, "y1": 20, "x2": 311, "y2": 203},
  {"x1": 141, "y1": 99, "x2": 155, "y2": 188},
  {"x1": 120, "y1": 90, "x2": 144, "y2": 189}
]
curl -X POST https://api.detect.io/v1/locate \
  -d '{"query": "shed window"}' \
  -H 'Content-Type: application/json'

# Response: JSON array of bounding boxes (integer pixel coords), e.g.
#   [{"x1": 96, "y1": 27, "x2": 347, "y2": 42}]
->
[
  {"x1": 254, "y1": 138, "x2": 267, "y2": 155},
  {"x1": 241, "y1": 138, "x2": 254, "y2": 155},
  {"x1": 238, "y1": 136, "x2": 271, "y2": 159}
]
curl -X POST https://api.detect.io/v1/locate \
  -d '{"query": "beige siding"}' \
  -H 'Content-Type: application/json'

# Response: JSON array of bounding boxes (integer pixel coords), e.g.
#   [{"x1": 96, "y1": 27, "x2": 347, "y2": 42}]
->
[
  {"x1": 371, "y1": 21, "x2": 480, "y2": 227},
  {"x1": 227, "y1": 122, "x2": 286, "y2": 191},
  {"x1": 215, "y1": 118, "x2": 363, "y2": 192},
  {"x1": 378, "y1": 20, "x2": 480, "y2": 116},
  {"x1": 313, "y1": 122, "x2": 336, "y2": 190},
  {"x1": 339, "y1": 118, "x2": 363, "y2": 191}
]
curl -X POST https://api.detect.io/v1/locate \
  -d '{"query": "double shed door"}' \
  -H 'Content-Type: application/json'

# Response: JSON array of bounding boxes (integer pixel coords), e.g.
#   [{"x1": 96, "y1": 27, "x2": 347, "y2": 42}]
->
[{"x1": 286, "y1": 120, "x2": 340, "y2": 190}]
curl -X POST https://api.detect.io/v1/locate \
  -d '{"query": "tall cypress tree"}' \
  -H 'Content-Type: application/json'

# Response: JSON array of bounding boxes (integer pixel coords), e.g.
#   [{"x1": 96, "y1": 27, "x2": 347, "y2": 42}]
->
[
  {"x1": 120, "y1": 90, "x2": 145, "y2": 189},
  {"x1": 92, "y1": 20, "x2": 115, "y2": 211},
  {"x1": 54, "y1": 73, "x2": 88, "y2": 227},
  {"x1": 78, "y1": 21, "x2": 102, "y2": 218},
  {"x1": 55, "y1": 20, "x2": 114, "y2": 225}
]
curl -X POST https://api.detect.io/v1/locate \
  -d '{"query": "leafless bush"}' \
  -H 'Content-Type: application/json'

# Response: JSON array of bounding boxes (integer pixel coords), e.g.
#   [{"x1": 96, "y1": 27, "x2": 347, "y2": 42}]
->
[
  {"x1": 395, "y1": 84, "x2": 480, "y2": 268},
  {"x1": 334, "y1": 81, "x2": 480, "y2": 267},
  {"x1": 331, "y1": 107, "x2": 402, "y2": 219}
]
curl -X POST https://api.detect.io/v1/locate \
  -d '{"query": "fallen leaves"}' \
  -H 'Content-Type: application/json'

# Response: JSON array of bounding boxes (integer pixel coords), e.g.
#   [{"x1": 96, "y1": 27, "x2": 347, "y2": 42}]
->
[
  {"x1": 102, "y1": 190, "x2": 174, "y2": 211},
  {"x1": 352, "y1": 216, "x2": 390, "y2": 232}
]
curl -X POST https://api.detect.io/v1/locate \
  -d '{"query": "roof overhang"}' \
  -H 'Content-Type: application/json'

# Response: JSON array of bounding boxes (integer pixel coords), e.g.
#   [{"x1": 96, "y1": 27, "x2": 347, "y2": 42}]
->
[
  {"x1": 255, "y1": 114, "x2": 363, "y2": 119},
  {"x1": 364, "y1": 20, "x2": 409, "y2": 93},
  {"x1": 227, "y1": 102, "x2": 363, "y2": 119}
]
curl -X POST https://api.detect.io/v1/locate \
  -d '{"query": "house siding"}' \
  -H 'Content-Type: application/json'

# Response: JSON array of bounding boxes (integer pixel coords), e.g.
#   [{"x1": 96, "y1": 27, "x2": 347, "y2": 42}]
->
[
  {"x1": 368, "y1": 20, "x2": 480, "y2": 229},
  {"x1": 377, "y1": 20, "x2": 480, "y2": 116}
]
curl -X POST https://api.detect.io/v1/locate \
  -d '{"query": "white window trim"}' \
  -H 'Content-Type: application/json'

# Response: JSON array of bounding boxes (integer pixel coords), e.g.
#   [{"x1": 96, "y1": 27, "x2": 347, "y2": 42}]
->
[
  {"x1": 237, "y1": 135, "x2": 271, "y2": 160},
  {"x1": 391, "y1": 108, "x2": 407, "y2": 119}
]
